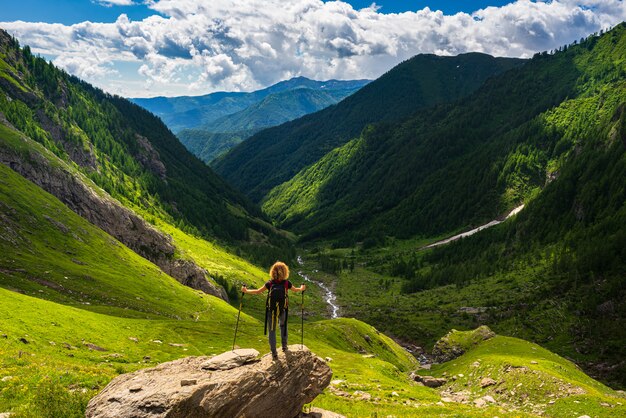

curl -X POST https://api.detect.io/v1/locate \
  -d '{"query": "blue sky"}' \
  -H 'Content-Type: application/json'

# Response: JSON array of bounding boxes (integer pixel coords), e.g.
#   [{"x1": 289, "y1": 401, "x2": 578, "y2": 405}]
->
[
  {"x1": 1, "y1": 0, "x2": 623, "y2": 97},
  {"x1": 1, "y1": 1, "x2": 514, "y2": 24}
]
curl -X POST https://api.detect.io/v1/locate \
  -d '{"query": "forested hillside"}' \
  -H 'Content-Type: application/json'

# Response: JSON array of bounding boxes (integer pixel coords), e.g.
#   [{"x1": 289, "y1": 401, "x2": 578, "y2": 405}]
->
[
  {"x1": 289, "y1": 24, "x2": 626, "y2": 388},
  {"x1": 214, "y1": 53, "x2": 523, "y2": 201},
  {"x1": 264, "y1": 24, "x2": 626, "y2": 245},
  {"x1": 0, "y1": 29, "x2": 290, "y2": 265}
]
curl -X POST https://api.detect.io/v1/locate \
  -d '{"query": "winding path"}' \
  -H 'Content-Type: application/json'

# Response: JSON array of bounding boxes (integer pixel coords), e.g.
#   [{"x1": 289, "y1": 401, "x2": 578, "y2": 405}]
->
[{"x1": 296, "y1": 256, "x2": 339, "y2": 319}]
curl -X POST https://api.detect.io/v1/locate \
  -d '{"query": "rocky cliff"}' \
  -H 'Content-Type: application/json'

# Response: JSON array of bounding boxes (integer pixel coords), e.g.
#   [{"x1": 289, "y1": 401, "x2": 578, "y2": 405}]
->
[{"x1": 0, "y1": 120, "x2": 227, "y2": 300}]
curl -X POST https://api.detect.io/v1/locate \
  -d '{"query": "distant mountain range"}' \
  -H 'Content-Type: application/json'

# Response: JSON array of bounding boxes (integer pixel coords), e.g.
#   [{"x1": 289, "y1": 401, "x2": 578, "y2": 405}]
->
[
  {"x1": 173, "y1": 77, "x2": 368, "y2": 162},
  {"x1": 130, "y1": 77, "x2": 370, "y2": 163},
  {"x1": 132, "y1": 77, "x2": 369, "y2": 131},
  {"x1": 132, "y1": 77, "x2": 370, "y2": 162}
]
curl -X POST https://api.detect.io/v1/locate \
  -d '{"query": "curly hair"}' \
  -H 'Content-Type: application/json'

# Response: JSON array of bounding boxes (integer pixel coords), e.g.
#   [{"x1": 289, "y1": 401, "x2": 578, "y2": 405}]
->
[{"x1": 269, "y1": 261, "x2": 290, "y2": 282}]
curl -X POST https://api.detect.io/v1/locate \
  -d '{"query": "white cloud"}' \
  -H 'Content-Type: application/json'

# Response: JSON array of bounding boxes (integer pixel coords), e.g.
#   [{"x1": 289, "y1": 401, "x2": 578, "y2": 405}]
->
[
  {"x1": 2, "y1": 0, "x2": 625, "y2": 97},
  {"x1": 93, "y1": 0, "x2": 137, "y2": 7}
]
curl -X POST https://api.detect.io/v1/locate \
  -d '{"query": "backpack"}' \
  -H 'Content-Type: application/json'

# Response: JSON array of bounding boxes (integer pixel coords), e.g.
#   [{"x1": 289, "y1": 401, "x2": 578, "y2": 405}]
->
[{"x1": 264, "y1": 280, "x2": 289, "y2": 335}]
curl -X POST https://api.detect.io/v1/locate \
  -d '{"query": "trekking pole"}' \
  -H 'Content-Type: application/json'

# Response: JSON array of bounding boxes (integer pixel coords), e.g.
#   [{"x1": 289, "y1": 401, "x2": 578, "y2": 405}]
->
[
  {"x1": 232, "y1": 284, "x2": 246, "y2": 351},
  {"x1": 301, "y1": 289, "x2": 305, "y2": 349}
]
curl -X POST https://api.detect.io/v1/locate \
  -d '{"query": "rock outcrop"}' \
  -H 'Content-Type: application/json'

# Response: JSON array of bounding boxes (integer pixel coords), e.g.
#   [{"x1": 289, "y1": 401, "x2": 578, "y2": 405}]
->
[
  {"x1": 86, "y1": 345, "x2": 332, "y2": 418},
  {"x1": 0, "y1": 124, "x2": 227, "y2": 301},
  {"x1": 134, "y1": 134, "x2": 166, "y2": 180},
  {"x1": 432, "y1": 326, "x2": 495, "y2": 363}
]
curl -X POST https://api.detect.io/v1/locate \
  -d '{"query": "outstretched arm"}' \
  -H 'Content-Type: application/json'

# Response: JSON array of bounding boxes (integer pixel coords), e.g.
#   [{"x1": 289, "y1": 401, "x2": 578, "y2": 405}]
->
[
  {"x1": 241, "y1": 285, "x2": 266, "y2": 295},
  {"x1": 291, "y1": 284, "x2": 307, "y2": 293}
]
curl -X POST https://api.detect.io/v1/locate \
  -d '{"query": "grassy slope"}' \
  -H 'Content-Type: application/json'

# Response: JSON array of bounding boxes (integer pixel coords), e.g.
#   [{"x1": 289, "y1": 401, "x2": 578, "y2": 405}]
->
[
  {"x1": 3, "y1": 152, "x2": 621, "y2": 417},
  {"x1": 0, "y1": 117, "x2": 269, "y2": 310},
  {"x1": 1, "y1": 285, "x2": 578, "y2": 418},
  {"x1": 0, "y1": 157, "x2": 422, "y2": 417},
  {"x1": 263, "y1": 138, "x2": 362, "y2": 227},
  {"x1": 425, "y1": 331, "x2": 626, "y2": 417}
]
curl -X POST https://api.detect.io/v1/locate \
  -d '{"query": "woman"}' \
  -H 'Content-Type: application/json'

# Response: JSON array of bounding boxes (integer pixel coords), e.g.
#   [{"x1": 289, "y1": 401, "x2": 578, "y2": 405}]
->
[{"x1": 242, "y1": 261, "x2": 306, "y2": 359}]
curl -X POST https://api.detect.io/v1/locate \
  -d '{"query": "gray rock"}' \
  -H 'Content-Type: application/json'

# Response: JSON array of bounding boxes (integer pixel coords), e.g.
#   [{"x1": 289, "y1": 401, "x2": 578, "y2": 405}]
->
[
  {"x1": 480, "y1": 377, "x2": 497, "y2": 388},
  {"x1": 411, "y1": 374, "x2": 447, "y2": 388},
  {"x1": 84, "y1": 342, "x2": 107, "y2": 352},
  {"x1": 300, "y1": 407, "x2": 346, "y2": 418},
  {"x1": 86, "y1": 345, "x2": 332, "y2": 418},
  {"x1": 200, "y1": 348, "x2": 259, "y2": 371},
  {"x1": 134, "y1": 134, "x2": 167, "y2": 180},
  {"x1": 352, "y1": 390, "x2": 371, "y2": 400},
  {"x1": 0, "y1": 137, "x2": 226, "y2": 300},
  {"x1": 474, "y1": 397, "x2": 487, "y2": 408}
]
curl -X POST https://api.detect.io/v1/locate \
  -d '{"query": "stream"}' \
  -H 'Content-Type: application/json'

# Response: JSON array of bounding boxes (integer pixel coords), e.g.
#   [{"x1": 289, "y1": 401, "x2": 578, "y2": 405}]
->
[{"x1": 296, "y1": 255, "x2": 340, "y2": 319}]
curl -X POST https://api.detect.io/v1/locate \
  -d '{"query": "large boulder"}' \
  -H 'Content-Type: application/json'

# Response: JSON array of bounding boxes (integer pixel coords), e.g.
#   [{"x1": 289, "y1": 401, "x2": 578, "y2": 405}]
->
[
  {"x1": 410, "y1": 373, "x2": 447, "y2": 388},
  {"x1": 86, "y1": 345, "x2": 332, "y2": 418}
]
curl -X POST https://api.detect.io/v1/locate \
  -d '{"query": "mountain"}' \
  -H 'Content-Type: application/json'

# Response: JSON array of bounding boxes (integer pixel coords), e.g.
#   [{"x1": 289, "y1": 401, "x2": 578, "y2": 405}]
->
[
  {"x1": 0, "y1": 29, "x2": 293, "y2": 280},
  {"x1": 177, "y1": 130, "x2": 253, "y2": 165},
  {"x1": 290, "y1": 24, "x2": 626, "y2": 387},
  {"x1": 204, "y1": 86, "x2": 363, "y2": 133},
  {"x1": 1, "y1": 27, "x2": 624, "y2": 418},
  {"x1": 177, "y1": 85, "x2": 365, "y2": 162},
  {"x1": 262, "y1": 24, "x2": 626, "y2": 244},
  {"x1": 131, "y1": 77, "x2": 369, "y2": 133},
  {"x1": 213, "y1": 53, "x2": 524, "y2": 202}
]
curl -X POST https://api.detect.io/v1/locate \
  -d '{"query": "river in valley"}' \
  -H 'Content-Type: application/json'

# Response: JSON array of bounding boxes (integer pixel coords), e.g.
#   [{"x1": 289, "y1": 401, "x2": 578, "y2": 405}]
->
[{"x1": 296, "y1": 255, "x2": 339, "y2": 319}]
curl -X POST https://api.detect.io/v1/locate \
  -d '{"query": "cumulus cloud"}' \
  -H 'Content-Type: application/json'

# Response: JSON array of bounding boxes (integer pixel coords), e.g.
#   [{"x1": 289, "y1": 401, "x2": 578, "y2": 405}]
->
[{"x1": 2, "y1": 0, "x2": 625, "y2": 97}]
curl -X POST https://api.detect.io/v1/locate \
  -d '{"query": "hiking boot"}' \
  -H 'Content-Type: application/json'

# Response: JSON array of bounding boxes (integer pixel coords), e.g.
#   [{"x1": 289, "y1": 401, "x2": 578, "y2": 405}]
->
[
  {"x1": 282, "y1": 345, "x2": 288, "y2": 352},
  {"x1": 272, "y1": 351, "x2": 278, "y2": 360}
]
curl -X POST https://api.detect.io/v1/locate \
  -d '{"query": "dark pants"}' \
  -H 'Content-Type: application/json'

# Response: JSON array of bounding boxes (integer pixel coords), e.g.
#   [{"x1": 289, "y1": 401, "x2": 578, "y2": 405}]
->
[{"x1": 267, "y1": 309, "x2": 287, "y2": 354}]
